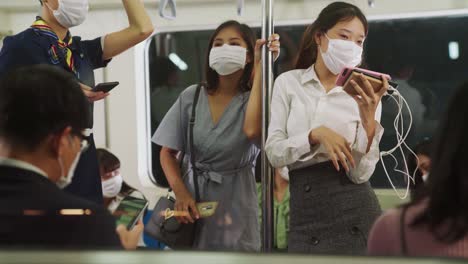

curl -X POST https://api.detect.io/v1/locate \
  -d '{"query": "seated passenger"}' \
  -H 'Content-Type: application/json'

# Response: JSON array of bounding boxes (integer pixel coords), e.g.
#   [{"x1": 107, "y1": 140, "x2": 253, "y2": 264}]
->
[
  {"x1": 0, "y1": 65, "x2": 142, "y2": 249},
  {"x1": 368, "y1": 81, "x2": 468, "y2": 258},
  {"x1": 97, "y1": 148, "x2": 146, "y2": 212}
]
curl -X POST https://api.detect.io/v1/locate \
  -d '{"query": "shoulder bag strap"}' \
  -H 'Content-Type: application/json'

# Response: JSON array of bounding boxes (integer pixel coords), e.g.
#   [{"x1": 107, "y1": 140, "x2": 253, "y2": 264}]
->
[
  {"x1": 190, "y1": 84, "x2": 202, "y2": 202},
  {"x1": 167, "y1": 84, "x2": 202, "y2": 199}
]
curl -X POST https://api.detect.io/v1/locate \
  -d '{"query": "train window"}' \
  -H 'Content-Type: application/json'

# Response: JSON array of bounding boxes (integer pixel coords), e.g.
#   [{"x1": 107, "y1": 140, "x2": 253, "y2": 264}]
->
[{"x1": 147, "y1": 14, "x2": 468, "y2": 190}]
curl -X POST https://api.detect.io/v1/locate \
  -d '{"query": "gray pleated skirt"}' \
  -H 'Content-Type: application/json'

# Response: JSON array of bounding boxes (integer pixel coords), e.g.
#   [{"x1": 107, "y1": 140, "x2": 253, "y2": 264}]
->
[{"x1": 288, "y1": 161, "x2": 381, "y2": 255}]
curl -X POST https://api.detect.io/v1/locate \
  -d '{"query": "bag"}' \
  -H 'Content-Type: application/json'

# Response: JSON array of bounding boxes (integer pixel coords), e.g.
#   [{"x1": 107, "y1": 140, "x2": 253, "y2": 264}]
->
[{"x1": 145, "y1": 84, "x2": 202, "y2": 249}]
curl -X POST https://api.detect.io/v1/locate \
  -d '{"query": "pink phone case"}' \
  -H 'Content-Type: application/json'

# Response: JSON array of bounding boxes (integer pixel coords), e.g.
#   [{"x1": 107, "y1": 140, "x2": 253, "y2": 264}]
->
[{"x1": 336, "y1": 67, "x2": 391, "y2": 87}]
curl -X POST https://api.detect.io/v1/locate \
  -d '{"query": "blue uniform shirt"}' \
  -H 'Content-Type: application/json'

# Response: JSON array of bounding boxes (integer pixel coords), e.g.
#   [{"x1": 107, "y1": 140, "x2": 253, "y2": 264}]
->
[
  {"x1": 0, "y1": 26, "x2": 111, "y2": 204},
  {"x1": 0, "y1": 27, "x2": 110, "y2": 127}
]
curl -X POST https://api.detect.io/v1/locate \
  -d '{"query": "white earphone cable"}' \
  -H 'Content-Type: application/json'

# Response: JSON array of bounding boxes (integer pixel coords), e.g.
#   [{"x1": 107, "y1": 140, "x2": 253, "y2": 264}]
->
[{"x1": 380, "y1": 87, "x2": 420, "y2": 200}]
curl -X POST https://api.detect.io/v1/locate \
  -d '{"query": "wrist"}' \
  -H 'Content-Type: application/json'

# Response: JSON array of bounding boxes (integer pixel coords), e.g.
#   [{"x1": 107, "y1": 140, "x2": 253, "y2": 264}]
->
[
  {"x1": 309, "y1": 129, "x2": 320, "y2": 145},
  {"x1": 172, "y1": 182, "x2": 189, "y2": 197},
  {"x1": 362, "y1": 120, "x2": 377, "y2": 137},
  {"x1": 254, "y1": 61, "x2": 261, "y2": 70}
]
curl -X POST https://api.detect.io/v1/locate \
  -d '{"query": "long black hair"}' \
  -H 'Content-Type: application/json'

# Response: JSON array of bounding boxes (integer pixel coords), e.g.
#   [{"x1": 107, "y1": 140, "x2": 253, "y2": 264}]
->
[
  {"x1": 410, "y1": 81, "x2": 468, "y2": 243},
  {"x1": 204, "y1": 20, "x2": 256, "y2": 94},
  {"x1": 295, "y1": 2, "x2": 368, "y2": 70}
]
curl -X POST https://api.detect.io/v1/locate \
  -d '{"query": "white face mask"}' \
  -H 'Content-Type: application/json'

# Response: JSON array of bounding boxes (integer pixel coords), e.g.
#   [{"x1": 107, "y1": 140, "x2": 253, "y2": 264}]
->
[
  {"x1": 47, "y1": 0, "x2": 89, "y2": 28},
  {"x1": 320, "y1": 34, "x2": 363, "y2": 75},
  {"x1": 56, "y1": 150, "x2": 82, "y2": 189},
  {"x1": 102, "y1": 174, "x2": 123, "y2": 198},
  {"x1": 209, "y1": 44, "x2": 247, "y2": 76}
]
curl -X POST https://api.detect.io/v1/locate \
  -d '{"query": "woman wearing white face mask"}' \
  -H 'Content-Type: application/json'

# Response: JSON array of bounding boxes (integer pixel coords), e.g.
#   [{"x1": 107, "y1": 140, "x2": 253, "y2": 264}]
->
[
  {"x1": 96, "y1": 148, "x2": 146, "y2": 212},
  {"x1": 0, "y1": 0, "x2": 154, "y2": 205},
  {"x1": 265, "y1": 2, "x2": 388, "y2": 254},
  {"x1": 153, "y1": 21, "x2": 279, "y2": 251}
]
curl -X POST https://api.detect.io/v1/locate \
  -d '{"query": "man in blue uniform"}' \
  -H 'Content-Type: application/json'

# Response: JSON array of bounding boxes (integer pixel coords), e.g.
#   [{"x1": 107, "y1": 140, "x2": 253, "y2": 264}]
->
[{"x1": 0, "y1": 0, "x2": 154, "y2": 204}]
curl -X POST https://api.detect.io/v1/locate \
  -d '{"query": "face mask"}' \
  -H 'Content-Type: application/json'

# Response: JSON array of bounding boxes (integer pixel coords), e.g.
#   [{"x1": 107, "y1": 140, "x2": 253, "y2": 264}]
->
[
  {"x1": 56, "y1": 150, "x2": 82, "y2": 189},
  {"x1": 320, "y1": 34, "x2": 363, "y2": 75},
  {"x1": 209, "y1": 44, "x2": 247, "y2": 76},
  {"x1": 102, "y1": 174, "x2": 123, "y2": 198},
  {"x1": 47, "y1": 0, "x2": 89, "y2": 28}
]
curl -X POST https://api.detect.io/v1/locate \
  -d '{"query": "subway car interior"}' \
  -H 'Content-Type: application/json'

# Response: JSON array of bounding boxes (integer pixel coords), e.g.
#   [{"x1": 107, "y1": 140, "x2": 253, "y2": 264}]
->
[{"x1": 1, "y1": 0, "x2": 468, "y2": 263}]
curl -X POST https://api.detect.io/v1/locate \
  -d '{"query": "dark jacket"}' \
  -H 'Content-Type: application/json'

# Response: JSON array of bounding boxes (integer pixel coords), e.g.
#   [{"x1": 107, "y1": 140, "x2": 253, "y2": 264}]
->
[{"x1": 0, "y1": 166, "x2": 121, "y2": 249}]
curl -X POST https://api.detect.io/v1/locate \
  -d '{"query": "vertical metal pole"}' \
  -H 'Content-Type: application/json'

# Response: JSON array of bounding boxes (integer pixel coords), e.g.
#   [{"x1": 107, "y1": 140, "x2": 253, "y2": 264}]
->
[{"x1": 261, "y1": 0, "x2": 274, "y2": 253}]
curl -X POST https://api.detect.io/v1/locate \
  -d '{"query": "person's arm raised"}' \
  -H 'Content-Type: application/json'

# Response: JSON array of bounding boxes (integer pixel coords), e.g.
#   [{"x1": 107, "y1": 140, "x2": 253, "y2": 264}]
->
[
  {"x1": 243, "y1": 34, "x2": 280, "y2": 141},
  {"x1": 102, "y1": 0, "x2": 154, "y2": 60}
]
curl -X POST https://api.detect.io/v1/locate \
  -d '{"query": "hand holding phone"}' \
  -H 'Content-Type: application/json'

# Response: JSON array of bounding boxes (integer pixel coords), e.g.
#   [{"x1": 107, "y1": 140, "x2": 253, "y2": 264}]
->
[
  {"x1": 336, "y1": 67, "x2": 397, "y2": 96},
  {"x1": 116, "y1": 219, "x2": 144, "y2": 250},
  {"x1": 80, "y1": 83, "x2": 108, "y2": 102},
  {"x1": 94, "y1": 81, "x2": 119, "y2": 93},
  {"x1": 113, "y1": 196, "x2": 148, "y2": 230}
]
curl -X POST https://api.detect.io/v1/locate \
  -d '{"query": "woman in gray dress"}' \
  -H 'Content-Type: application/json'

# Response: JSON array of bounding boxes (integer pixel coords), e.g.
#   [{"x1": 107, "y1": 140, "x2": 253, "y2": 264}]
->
[
  {"x1": 152, "y1": 20, "x2": 279, "y2": 251},
  {"x1": 266, "y1": 2, "x2": 387, "y2": 255}
]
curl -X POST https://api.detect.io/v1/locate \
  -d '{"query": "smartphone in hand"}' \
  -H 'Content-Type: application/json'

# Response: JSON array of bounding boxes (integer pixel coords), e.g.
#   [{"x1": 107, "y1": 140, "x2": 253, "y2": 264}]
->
[
  {"x1": 113, "y1": 196, "x2": 149, "y2": 230},
  {"x1": 94, "y1": 81, "x2": 120, "y2": 93},
  {"x1": 336, "y1": 67, "x2": 398, "y2": 95}
]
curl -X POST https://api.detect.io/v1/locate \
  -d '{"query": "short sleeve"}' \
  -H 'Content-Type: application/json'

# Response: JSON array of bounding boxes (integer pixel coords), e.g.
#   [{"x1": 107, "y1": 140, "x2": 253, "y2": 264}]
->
[
  {"x1": 81, "y1": 37, "x2": 111, "y2": 70},
  {"x1": 152, "y1": 96, "x2": 187, "y2": 152}
]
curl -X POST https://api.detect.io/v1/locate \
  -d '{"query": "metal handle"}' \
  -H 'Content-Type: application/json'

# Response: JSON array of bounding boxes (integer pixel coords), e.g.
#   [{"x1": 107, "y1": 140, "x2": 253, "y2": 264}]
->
[
  {"x1": 159, "y1": 0, "x2": 177, "y2": 20},
  {"x1": 261, "y1": 0, "x2": 275, "y2": 253}
]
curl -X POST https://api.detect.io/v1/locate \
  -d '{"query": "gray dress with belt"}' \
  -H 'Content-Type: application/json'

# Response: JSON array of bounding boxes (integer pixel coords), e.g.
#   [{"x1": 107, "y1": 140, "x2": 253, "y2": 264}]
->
[{"x1": 152, "y1": 85, "x2": 261, "y2": 251}]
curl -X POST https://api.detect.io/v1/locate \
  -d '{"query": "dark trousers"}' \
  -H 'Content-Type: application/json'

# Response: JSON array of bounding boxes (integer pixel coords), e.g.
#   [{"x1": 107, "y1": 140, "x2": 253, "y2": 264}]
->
[{"x1": 64, "y1": 134, "x2": 103, "y2": 205}]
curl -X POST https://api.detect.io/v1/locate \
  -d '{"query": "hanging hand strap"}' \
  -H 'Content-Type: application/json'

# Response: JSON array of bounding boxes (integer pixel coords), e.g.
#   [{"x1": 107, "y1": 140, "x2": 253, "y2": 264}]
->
[{"x1": 159, "y1": 0, "x2": 177, "y2": 20}]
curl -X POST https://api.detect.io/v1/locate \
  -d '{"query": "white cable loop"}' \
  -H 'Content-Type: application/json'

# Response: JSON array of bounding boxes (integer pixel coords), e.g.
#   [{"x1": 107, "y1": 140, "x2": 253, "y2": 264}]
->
[{"x1": 380, "y1": 86, "x2": 419, "y2": 200}]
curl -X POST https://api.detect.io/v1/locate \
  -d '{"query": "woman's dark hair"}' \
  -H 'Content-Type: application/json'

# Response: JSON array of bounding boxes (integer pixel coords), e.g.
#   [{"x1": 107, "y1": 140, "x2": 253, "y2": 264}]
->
[
  {"x1": 295, "y1": 2, "x2": 368, "y2": 69},
  {"x1": 96, "y1": 148, "x2": 121, "y2": 173},
  {"x1": 407, "y1": 139, "x2": 432, "y2": 200},
  {"x1": 410, "y1": 81, "x2": 468, "y2": 243},
  {"x1": 204, "y1": 20, "x2": 256, "y2": 94}
]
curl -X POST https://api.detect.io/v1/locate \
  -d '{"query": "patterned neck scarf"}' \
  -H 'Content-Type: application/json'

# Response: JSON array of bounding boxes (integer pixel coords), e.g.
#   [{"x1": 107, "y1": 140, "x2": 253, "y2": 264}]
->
[{"x1": 31, "y1": 17, "x2": 76, "y2": 73}]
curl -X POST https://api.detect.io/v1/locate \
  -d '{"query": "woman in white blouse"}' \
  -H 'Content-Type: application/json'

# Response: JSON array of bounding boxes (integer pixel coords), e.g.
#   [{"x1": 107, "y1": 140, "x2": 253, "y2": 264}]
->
[{"x1": 265, "y1": 2, "x2": 388, "y2": 254}]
